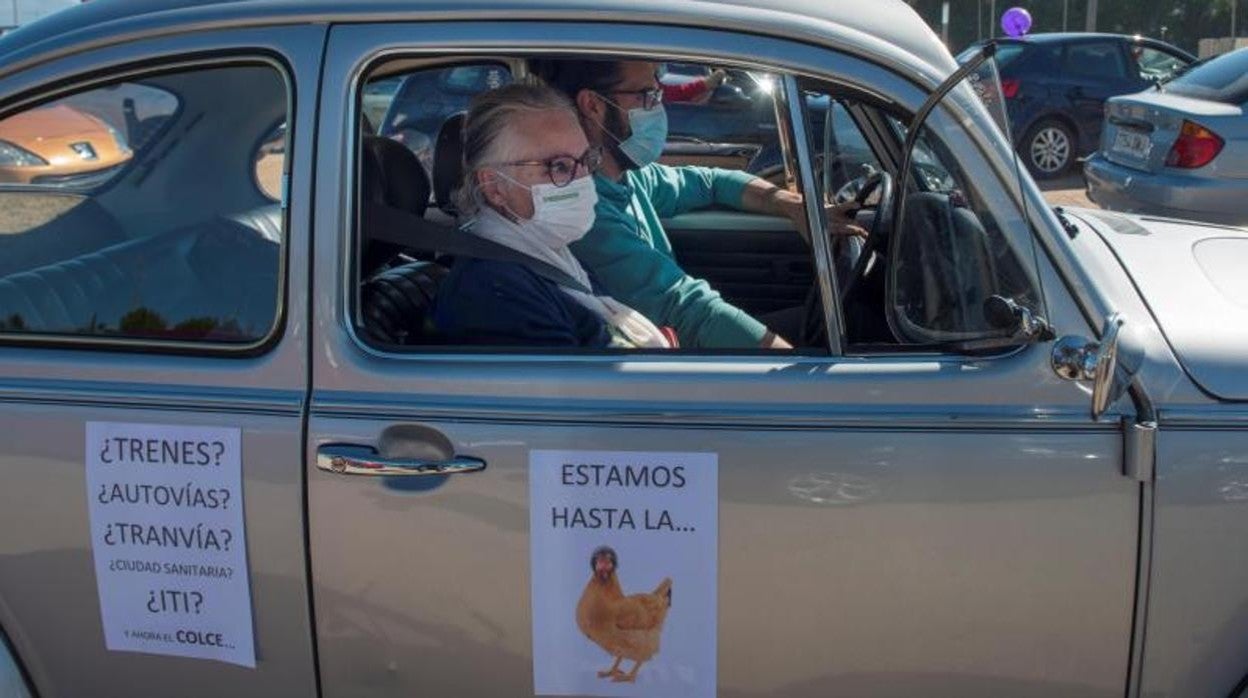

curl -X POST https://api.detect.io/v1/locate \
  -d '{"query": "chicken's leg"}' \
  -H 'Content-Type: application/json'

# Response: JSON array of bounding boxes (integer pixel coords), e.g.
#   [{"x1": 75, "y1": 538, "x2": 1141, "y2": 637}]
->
[
  {"x1": 611, "y1": 660, "x2": 645, "y2": 683},
  {"x1": 597, "y1": 656, "x2": 623, "y2": 679}
]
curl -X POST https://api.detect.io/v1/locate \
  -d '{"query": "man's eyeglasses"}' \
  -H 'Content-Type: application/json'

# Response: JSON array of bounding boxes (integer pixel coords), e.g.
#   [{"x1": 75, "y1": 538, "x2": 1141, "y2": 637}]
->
[
  {"x1": 603, "y1": 87, "x2": 664, "y2": 111},
  {"x1": 491, "y1": 147, "x2": 603, "y2": 187}
]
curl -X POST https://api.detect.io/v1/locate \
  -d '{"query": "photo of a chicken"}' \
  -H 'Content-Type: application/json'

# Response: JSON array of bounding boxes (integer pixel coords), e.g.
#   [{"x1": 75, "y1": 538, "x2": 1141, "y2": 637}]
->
[{"x1": 575, "y1": 545, "x2": 673, "y2": 683}]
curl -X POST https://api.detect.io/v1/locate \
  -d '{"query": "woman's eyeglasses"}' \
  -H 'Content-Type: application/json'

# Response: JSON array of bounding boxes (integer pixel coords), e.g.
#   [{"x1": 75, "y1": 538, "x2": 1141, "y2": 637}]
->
[{"x1": 492, "y1": 147, "x2": 603, "y2": 187}]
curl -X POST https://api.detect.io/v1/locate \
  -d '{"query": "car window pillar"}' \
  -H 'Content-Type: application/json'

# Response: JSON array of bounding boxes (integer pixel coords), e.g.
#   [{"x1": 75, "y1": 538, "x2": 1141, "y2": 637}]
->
[{"x1": 781, "y1": 73, "x2": 843, "y2": 353}]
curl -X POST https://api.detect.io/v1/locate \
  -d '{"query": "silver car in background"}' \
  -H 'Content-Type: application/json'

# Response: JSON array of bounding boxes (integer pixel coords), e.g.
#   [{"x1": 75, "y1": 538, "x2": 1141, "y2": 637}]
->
[{"x1": 1085, "y1": 48, "x2": 1248, "y2": 225}]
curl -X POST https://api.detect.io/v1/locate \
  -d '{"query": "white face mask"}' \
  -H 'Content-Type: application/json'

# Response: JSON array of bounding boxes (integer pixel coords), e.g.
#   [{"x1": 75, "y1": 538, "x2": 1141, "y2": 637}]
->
[{"x1": 495, "y1": 171, "x2": 599, "y2": 247}]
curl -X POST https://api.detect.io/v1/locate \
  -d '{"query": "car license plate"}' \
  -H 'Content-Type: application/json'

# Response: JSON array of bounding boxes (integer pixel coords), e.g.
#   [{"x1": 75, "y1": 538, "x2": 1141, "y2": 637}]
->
[{"x1": 1112, "y1": 129, "x2": 1152, "y2": 159}]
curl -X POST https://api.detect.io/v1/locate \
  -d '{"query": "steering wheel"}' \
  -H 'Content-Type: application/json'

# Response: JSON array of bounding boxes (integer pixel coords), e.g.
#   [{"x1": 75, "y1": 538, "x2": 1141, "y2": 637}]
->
[
  {"x1": 837, "y1": 170, "x2": 895, "y2": 302},
  {"x1": 799, "y1": 170, "x2": 894, "y2": 346}
]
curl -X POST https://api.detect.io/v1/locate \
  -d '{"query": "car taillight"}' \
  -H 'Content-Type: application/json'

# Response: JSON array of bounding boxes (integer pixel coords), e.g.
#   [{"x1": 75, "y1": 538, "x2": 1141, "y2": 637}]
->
[
  {"x1": 1165, "y1": 120, "x2": 1224, "y2": 169},
  {"x1": 1001, "y1": 78, "x2": 1020, "y2": 99}
]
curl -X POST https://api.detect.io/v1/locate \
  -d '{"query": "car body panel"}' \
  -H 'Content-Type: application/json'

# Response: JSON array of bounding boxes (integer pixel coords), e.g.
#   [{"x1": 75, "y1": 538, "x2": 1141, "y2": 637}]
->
[
  {"x1": 306, "y1": 19, "x2": 1140, "y2": 698},
  {"x1": 0, "y1": 0, "x2": 958, "y2": 90},
  {"x1": 1046, "y1": 210, "x2": 1197, "y2": 407},
  {"x1": 0, "y1": 2, "x2": 1246, "y2": 698},
  {"x1": 0, "y1": 23, "x2": 322, "y2": 698},
  {"x1": 1084, "y1": 154, "x2": 1248, "y2": 225},
  {"x1": 1140, "y1": 421, "x2": 1248, "y2": 697},
  {"x1": 1100, "y1": 92, "x2": 1247, "y2": 177},
  {"x1": 1085, "y1": 80, "x2": 1248, "y2": 224},
  {"x1": 1073, "y1": 209, "x2": 1248, "y2": 402}
]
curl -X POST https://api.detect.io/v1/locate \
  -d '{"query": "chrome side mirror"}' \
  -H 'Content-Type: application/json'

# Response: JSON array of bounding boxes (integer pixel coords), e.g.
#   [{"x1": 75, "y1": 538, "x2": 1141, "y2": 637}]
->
[{"x1": 1052, "y1": 314, "x2": 1142, "y2": 420}]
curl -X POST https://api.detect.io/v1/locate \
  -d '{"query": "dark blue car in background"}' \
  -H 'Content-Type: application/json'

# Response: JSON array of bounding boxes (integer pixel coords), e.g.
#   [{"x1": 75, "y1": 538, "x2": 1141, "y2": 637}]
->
[{"x1": 958, "y1": 33, "x2": 1194, "y2": 178}]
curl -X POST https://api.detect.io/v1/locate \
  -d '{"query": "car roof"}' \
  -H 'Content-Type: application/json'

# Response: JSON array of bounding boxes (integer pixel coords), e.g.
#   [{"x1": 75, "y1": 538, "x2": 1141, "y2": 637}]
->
[
  {"x1": 1008, "y1": 32, "x2": 1126, "y2": 43},
  {"x1": 0, "y1": 0, "x2": 958, "y2": 88},
  {"x1": 962, "y1": 32, "x2": 1195, "y2": 60},
  {"x1": 986, "y1": 32, "x2": 1185, "y2": 48}
]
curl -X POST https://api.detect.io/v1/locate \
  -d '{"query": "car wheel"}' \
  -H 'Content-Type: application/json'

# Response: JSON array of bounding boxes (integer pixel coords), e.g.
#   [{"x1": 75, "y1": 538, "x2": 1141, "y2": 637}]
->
[{"x1": 1022, "y1": 119, "x2": 1075, "y2": 179}]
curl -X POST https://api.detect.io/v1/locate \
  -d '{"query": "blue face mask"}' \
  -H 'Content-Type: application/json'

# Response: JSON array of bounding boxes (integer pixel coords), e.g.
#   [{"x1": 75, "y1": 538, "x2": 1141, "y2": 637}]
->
[{"x1": 598, "y1": 94, "x2": 668, "y2": 169}]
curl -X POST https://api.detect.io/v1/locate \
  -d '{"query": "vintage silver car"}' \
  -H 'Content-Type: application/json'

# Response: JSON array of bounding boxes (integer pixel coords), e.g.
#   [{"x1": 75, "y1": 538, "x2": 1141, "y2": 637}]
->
[{"x1": 0, "y1": 1, "x2": 1246, "y2": 697}]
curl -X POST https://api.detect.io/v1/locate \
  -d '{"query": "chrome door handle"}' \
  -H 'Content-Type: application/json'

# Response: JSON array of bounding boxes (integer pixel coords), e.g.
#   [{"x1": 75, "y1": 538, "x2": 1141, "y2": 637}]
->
[{"x1": 316, "y1": 444, "x2": 486, "y2": 477}]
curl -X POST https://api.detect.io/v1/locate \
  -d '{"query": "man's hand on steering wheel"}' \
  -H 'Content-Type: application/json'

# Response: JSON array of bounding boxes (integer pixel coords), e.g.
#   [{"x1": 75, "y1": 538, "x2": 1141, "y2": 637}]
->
[
  {"x1": 823, "y1": 200, "x2": 869, "y2": 239},
  {"x1": 751, "y1": 183, "x2": 869, "y2": 244},
  {"x1": 785, "y1": 197, "x2": 870, "y2": 244}
]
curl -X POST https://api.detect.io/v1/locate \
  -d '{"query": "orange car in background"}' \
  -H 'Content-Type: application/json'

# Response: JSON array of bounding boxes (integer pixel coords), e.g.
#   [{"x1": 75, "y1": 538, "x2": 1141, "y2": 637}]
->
[{"x1": 0, "y1": 103, "x2": 131, "y2": 184}]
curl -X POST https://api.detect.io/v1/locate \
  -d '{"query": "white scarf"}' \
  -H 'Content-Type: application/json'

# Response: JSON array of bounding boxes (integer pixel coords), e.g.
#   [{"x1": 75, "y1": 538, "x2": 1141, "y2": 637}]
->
[{"x1": 466, "y1": 208, "x2": 672, "y2": 348}]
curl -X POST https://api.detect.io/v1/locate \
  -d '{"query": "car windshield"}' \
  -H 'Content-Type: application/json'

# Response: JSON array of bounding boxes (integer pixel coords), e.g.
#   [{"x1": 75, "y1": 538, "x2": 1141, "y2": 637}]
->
[{"x1": 1163, "y1": 48, "x2": 1248, "y2": 104}]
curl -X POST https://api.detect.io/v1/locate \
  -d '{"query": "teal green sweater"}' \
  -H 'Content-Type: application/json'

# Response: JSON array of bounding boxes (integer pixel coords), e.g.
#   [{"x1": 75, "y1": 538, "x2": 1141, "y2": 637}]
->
[{"x1": 570, "y1": 164, "x2": 767, "y2": 349}]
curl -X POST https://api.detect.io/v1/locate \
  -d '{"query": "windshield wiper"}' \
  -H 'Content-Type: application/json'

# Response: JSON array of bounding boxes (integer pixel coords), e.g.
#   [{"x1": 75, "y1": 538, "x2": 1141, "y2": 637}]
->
[{"x1": 1053, "y1": 206, "x2": 1080, "y2": 239}]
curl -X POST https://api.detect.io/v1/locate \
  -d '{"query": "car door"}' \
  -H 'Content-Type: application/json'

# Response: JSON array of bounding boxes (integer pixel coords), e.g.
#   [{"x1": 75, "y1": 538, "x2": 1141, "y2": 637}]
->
[
  {"x1": 0, "y1": 25, "x2": 320, "y2": 698},
  {"x1": 308, "y1": 20, "x2": 1139, "y2": 697},
  {"x1": 1060, "y1": 40, "x2": 1139, "y2": 150}
]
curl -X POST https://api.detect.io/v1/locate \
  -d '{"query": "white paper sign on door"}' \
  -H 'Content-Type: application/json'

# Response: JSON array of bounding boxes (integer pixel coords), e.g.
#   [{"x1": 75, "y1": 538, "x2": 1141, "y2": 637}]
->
[
  {"x1": 530, "y1": 450, "x2": 717, "y2": 698},
  {"x1": 84, "y1": 422, "x2": 254, "y2": 667}
]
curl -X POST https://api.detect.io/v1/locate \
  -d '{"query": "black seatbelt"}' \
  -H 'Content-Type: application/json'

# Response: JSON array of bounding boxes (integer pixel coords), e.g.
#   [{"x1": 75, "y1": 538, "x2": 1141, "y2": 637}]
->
[{"x1": 361, "y1": 202, "x2": 592, "y2": 294}]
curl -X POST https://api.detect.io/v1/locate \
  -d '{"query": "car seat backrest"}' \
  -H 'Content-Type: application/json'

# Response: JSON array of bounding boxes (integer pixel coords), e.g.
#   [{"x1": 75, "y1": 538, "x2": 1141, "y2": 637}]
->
[
  {"x1": 0, "y1": 195, "x2": 126, "y2": 278},
  {"x1": 362, "y1": 135, "x2": 430, "y2": 218},
  {"x1": 0, "y1": 215, "x2": 279, "y2": 341},
  {"x1": 359, "y1": 259, "x2": 449, "y2": 346}
]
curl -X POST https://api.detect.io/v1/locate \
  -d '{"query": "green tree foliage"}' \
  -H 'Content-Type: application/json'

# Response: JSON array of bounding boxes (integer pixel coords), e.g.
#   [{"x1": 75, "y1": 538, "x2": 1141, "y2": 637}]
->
[{"x1": 913, "y1": 0, "x2": 1241, "y2": 55}]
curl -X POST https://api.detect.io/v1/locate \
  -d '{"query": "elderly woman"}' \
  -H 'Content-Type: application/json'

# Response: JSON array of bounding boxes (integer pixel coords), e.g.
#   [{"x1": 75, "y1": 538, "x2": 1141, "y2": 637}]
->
[{"x1": 433, "y1": 83, "x2": 673, "y2": 348}]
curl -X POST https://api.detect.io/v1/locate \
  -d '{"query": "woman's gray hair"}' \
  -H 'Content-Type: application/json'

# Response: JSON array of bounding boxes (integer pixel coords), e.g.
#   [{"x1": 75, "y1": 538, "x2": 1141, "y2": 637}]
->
[{"x1": 453, "y1": 80, "x2": 577, "y2": 215}]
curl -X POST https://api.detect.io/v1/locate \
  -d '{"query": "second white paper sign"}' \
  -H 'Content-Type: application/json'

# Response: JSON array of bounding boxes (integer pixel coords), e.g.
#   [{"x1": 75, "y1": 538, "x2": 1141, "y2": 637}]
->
[{"x1": 530, "y1": 449, "x2": 717, "y2": 698}]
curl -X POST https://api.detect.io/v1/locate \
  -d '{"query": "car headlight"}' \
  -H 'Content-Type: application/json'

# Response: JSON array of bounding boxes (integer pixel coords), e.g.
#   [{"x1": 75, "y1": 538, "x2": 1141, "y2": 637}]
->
[{"x1": 0, "y1": 139, "x2": 48, "y2": 167}]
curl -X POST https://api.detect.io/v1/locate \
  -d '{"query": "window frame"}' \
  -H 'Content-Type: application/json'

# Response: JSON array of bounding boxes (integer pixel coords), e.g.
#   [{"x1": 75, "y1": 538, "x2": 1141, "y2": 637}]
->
[
  {"x1": 348, "y1": 52, "x2": 839, "y2": 358},
  {"x1": 338, "y1": 34, "x2": 1050, "y2": 366},
  {"x1": 795, "y1": 71, "x2": 1048, "y2": 356},
  {"x1": 0, "y1": 52, "x2": 295, "y2": 356}
]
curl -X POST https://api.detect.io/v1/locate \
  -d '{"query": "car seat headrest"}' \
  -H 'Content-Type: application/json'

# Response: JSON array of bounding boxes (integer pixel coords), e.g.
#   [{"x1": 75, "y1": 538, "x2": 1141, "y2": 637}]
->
[{"x1": 432, "y1": 112, "x2": 467, "y2": 213}]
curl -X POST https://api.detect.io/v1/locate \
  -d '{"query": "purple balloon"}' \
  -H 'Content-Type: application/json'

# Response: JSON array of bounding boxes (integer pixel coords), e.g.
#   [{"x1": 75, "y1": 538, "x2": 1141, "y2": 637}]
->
[{"x1": 1001, "y1": 7, "x2": 1033, "y2": 37}]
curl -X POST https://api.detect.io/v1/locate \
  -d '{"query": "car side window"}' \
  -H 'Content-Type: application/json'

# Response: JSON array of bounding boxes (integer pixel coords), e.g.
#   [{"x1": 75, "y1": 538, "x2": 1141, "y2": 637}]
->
[
  {"x1": 1063, "y1": 42, "x2": 1129, "y2": 80},
  {"x1": 661, "y1": 67, "x2": 782, "y2": 174},
  {"x1": 441, "y1": 65, "x2": 509, "y2": 93},
  {"x1": 0, "y1": 62, "x2": 288, "y2": 347},
  {"x1": 888, "y1": 115, "x2": 1040, "y2": 344},
  {"x1": 353, "y1": 57, "x2": 832, "y2": 354},
  {"x1": 800, "y1": 74, "x2": 1042, "y2": 350},
  {"x1": 1131, "y1": 45, "x2": 1189, "y2": 82},
  {"x1": 377, "y1": 62, "x2": 513, "y2": 178},
  {"x1": 803, "y1": 96, "x2": 883, "y2": 199}
]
